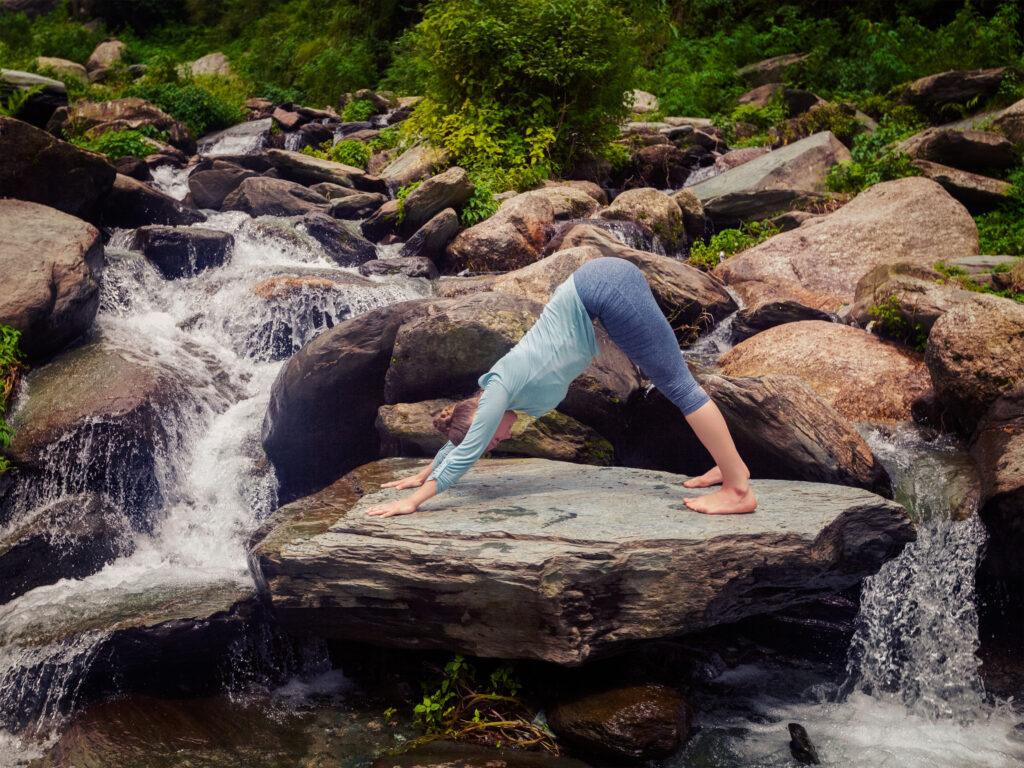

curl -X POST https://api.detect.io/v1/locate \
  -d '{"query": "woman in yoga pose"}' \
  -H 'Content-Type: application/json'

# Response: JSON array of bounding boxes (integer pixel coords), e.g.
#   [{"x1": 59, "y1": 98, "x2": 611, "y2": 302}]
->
[{"x1": 367, "y1": 256, "x2": 757, "y2": 518}]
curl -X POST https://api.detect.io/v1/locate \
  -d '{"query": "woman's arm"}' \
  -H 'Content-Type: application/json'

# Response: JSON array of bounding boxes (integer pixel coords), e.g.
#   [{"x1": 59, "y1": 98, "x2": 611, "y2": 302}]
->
[
  {"x1": 380, "y1": 442, "x2": 455, "y2": 490},
  {"x1": 367, "y1": 383, "x2": 510, "y2": 517}
]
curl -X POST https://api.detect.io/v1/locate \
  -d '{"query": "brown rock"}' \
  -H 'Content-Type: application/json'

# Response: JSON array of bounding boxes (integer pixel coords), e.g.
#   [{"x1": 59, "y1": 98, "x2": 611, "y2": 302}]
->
[
  {"x1": 899, "y1": 128, "x2": 1018, "y2": 174},
  {"x1": 735, "y1": 53, "x2": 809, "y2": 86},
  {"x1": 730, "y1": 299, "x2": 837, "y2": 343},
  {"x1": 85, "y1": 40, "x2": 125, "y2": 73},
  {"x1": 399, "y1": 166, "x2": 474, "y2": 234},
  {"x1": 221, "y1": 176, "x2": 328, "y2": 217},
  {"x1": 715, "y1": 177, "x2": 979, "y2": 311},
  {"x1": 910, "y1": 159, "x2": 1012, "y2": 213},
  {"x1": 102, "y1": 174, "x2": 206, "y2": 228},
  {"x1": 66, "y1": 98, "x2": 194, "y2": 153},
  {"x1": 899, "y1": 67, "x2": 1016, "y2": 122},
  {"x1": 992, "y1": 97, "x2": 1024, "y2": 146},
  {"x1": 720, "y1": 321, "x2": 932, "y2": 423},
  {"x1": 597, "y1": 188, "x2": 685, "y2": 251}
]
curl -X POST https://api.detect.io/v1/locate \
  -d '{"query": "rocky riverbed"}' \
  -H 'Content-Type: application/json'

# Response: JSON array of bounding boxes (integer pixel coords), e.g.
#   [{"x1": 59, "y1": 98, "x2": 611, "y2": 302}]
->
[{"x1": 0, "y1": 48, "x2": 1022, "y2": 767}]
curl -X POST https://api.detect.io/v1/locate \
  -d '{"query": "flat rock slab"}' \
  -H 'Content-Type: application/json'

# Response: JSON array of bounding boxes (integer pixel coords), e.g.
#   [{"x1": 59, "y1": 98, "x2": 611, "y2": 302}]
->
[{"x1": 250, "y1": 458, "x2": 913, "y2": 665}]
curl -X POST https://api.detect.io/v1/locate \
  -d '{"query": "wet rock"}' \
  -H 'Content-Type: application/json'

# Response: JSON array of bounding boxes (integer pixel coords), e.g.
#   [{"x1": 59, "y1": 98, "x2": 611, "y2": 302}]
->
[
  {"x1": 0, "y1": 200, "x2": 103, "y2": 360},
  {"x1": 0, "y1": 493, "x2": 131, "y2": 604},
  {"x1": 399, "y1": 207, "x2": 460, "y2": 262},
  {"x1": 730, "y1": 300, "x2": 837, "y2": 343},
  {"x1": 264, "y1": 148, "x2": 386, "y2": 194},
  {"x1": 327, "y1": 191, "x2": 387, "y2": 219},
  {"x1": 380, "y1": 143, "x2": 449, "y2": 188},
  {"x1": 187, "y1": 164, "x2": 257, "y2": 209},
  {"x1": 129, "y1": 225, "x2": 234, "y2": 278},
  {"x1": 358, "y1": 257, "x2": 438, "y2": 279},
  {"x1": 597, "y1": 188, "x2": 685, "y2": 251},
  {"x1": 377, "y1": 399, "x2": 613, "y2": 465},
  {"x1": 0, "y1": 116, "x2": 115, "y2": 223},
  {"x1": 399, "y1": 167, "x2": 474, "y2": 235},
  {"x1": 688, "y1": 131, "x2": 850, "y2": 228},
  {"x1": 65, "y1": 97, "x2": 194, "y2": 154},
  {"x1": 670, "y1": 188, "x2": 707, "y2": 241},
  {"x1": 620, "y1": 374, "x2": 892, "y2": 495},
  {"x1": 735, "y1": 53, "x2": 809, "y2": 85},
  {"x1": 925, "y1": 293, "x2": 1024, "y2": 434},
  {"x1": 720, "y1": 321, "x2": 931, "y2": 423},
  {"x1": 196, "y1": 118, "x2": 273, "y2": 156},
  {"x1": 548, "y1": 684, "x2": 692, "y2": 760},
  {"x1": 222, "y1": 176, "x2": 328, "y2": 217},
  {"x1": 85, "y1": 39, "x2": 125, "y2": 73},
  {"x1": 0, "y1": 68, "x2": 67, "y2": 127},
  {"x1": 715, "y1": 177, "x2": 978, "y2": 310},
  {"x1": 909, "y1": 159, "x2": 1012, "y2": 213},
  {"x1": 898, "y1": 128, "x2": 1018, "y2": 175},
  {"x1": 262, "y1": 299, "x2": 433, "y2": 503},
  {"x1": 371, "y1": 741, "x2": 592, "y2": 768},
  {"x1": 360, "y1": 199, "x2": 400, "y2": 242},
  {"x1": 114, "y1": 155, "x2": 151, "y2": 180},
  {"x1": 789, "y1": 723, "x2": 821, "y2": 765},
  {"x1": 899, "y1": 67, "x2": 1016, "y2": 123},
  {"x1": 250, "y1": 456, "x2": 911, "y2": 663},
  {"x1": 298, "y1": 212, "x2": 377, "y2": 267},
  {"x1": 623, "y1": 144, "x2": 696, "y2": 189},
  {"x1": 103, "y1": 174, "x2": 206, "y2": 227}
]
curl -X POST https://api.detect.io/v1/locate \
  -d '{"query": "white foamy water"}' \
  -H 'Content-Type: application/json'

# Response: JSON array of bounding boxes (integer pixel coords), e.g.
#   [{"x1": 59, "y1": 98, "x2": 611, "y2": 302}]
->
[
  {"x1": 149, "y1": 164, "x2": 192, "y2": 201},
  {"x1": 0, "y1": 208, "x2": 431, "y2": 763}
]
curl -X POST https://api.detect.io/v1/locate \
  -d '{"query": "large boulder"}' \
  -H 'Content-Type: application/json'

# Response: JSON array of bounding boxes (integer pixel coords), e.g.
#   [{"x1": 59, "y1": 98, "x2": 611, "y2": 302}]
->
[
  {"x1": 297, "y1": 212, "x2": 377, "y2": 267},
  {"x1": 65, "y1": 98, "x2": 194, "y2": 154},
  {"x1": 910, "y1": 159, "x2": 1012, "y2": 213},
  {"x1": 0, "y1": 69, "x2": 67, "y2": 127},
  {"x1": 376, "y1": 399, "x2": 613, "y2": 466},
  {"x1": 925, "y1": 293, "x2": 1024, "y2": 434},
  {"x1": 85, "y1": 40, "x2": 125, "y2": 73},
  {"x1": 0, "y1": 493, "x2": 131, "y2": 604},
  {"x1": 221, "y1": 176, "x2": 328, "y2": 217},
  {"x1": 33, "y1": 56, "x2": 88, "y2": 84},
  {"x1": 102, "y1": 173, "x2": 206, "y2": 228},
  {"x1": 687, "y1": 131, "x2": 851, "y2": 228},
  {"x1": 326, "y1": 191, "x2": 387, "y2": 219},
  {"x1": 359, "y1": 256, "x2": 438, "y2": 279},
  {"x1": 186, "y1": 163, "x2": 257, "y2": 209},
  {"x1": 899, "y1": 67, "x2": 1015, "y2": 123},
  {"x1": 380, "y1": 144, "x2": 449, "y2": 188},
  {"x1": 0, "y1": 200, "x2": 103, "y2": 360},
  {"x1": 264, "y1": 149, "x2": 386, "y2": 194},
  {"x1": 898, "y1": 128, "x2": 1018, "y2": 175},
  {"x1": 261, "y1": 300, "x2": 433, "y2": 503},
  {"x1": 715, "y1": 177, "x2": 979, "y2": 310},
  {"x1": 620, "y1": 373, "x2": 892, "y2": 495},
  {"x1": 719, "y1": 321, "x2": 932, "y2": 423},
  {"x1": 399, "y1": 207, "x2": 460, "y2": 262},
  {"x1": 0, "y1": 116, "x2": 115, "y2": 223},
  {"x1": 547, "y1": 684, "x2": 692, "y2": 761},
  {"x1": 129, "y1": 226, "x2": 233, "y2": 278},
  {"x1": 196, "y1": 118, "x2": 273, "y2": 157},
  {"x1": 399, "y1": 167, "x2": 473, "y2": 234},
  {"x1": 992, "y1": 97, "x2": 1024, "y2": 146},
  {"x1": 188, "y1": 52, "x2": 231, "y2": 77},
  {"x1": 622, "y1": 144, "x2": 697, "y2": 190},
  {"x1": 735, "y1": 53, "x2": 809, "y2": 85},
  {"x1": 597, "y1": 188, "x2": 685, "y2": 252},
  {"x1": 730, "y1": 299, "x2": 837, "y2": 343},
  {"x1": 249, "y1": 457, "x2": 913, "y2": 664}
]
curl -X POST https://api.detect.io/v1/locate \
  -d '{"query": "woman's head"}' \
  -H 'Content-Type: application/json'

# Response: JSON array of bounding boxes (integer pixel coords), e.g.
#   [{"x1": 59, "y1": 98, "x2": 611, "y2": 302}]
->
[{"x1": 432, "y1": 392, "x2": 517, "y2": 450}]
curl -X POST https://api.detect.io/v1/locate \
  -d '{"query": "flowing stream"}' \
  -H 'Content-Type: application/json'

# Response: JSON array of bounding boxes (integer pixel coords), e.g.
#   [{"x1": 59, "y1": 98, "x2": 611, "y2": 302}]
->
[{"x1": 0, "y1": 165, "x2": 1019, "y2": 764}]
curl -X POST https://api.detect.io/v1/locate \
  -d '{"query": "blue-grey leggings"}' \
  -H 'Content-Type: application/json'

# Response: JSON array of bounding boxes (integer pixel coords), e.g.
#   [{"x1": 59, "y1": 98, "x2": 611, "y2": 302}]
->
[{"x1": 573, "y1": 257, "x2": 711, "y2": 416}]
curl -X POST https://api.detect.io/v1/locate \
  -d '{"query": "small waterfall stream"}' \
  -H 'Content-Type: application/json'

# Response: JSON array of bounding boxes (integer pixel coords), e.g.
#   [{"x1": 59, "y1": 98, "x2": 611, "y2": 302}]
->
[{"x1": 0, "y1": 195, "x2": 431, "y2": 764}]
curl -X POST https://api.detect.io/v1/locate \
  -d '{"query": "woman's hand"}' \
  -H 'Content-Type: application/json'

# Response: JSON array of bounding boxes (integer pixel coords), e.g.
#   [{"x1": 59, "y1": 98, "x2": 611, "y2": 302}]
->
[
  {"x1": 381, "y1": 475, "x2": 425, "y2": 490},
  {"x1": 366, "y1": 497, "x2": 420, "y2": 518}
]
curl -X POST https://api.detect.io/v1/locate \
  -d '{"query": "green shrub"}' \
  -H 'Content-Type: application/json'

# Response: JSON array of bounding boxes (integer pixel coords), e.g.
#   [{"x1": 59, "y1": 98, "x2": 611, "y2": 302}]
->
[
  {"x1": 688, "y1": 220, "x2": 780, "y2": 270},
  {"x1": 397, "y1": 0, "x2": 639, "y2": 185},
  {"x1": 826, "y1": 108, "x2": 925, "y2": 193},
  {"x1": 127, "y1": 76, "x2": 245, "y2": 136},
  {"x1": 341, "y1": 98, "x2": 376, "y2": 122},
  {"x1": 70, "y1": 126, "x2": 166, "y2": 159},
  {"x1": 867, "y1": 295, "x2": 928, "y2": 351},
  {"x1": 301, "y1": 138, "x2": 371, "y2": 169},
  {"x1": 714, "y1": 99, "x2": 787, "y2": 146},
  {"x1": 395, "y1": 180, "x2": 422, "y2": 224},
  {"x1": 974, "y1": 169, "x2": 1024, "y2": 258},
  {"x1": 369, "y1": 125, "x2": 402, "y2": 152},
  {"x1": 459, "y1": 172, "x2": 500, "y2": 227},
  {"x1": 0, "y1": 326, "x2": 24, "y2": 474}
]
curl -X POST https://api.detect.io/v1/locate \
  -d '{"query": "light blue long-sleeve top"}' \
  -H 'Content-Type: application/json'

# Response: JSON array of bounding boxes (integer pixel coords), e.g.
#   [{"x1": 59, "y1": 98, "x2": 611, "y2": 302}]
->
[{"x1": 427, "y1": 275, "x2": 599, "y2": 492}]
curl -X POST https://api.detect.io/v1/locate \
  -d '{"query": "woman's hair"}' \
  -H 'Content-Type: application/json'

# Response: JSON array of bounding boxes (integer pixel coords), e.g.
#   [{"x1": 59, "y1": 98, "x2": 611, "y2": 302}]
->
[{"x1": 432, "y1": 391, "x2": 482, "y2": 445}]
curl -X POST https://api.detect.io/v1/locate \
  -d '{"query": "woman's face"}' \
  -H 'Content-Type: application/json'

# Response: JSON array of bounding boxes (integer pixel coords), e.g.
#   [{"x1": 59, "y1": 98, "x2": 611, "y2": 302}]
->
[{"x1": 487, "y1": 410, "x2": 518, "y2": 450}]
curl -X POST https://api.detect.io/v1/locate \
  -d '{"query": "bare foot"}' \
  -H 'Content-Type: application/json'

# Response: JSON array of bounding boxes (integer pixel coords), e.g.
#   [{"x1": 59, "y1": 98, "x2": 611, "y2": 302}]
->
[
  {"x1": 683, "y1": 466, "x2": 723, "y2": 488},
  {"x1": 684, "y1": 486, "x2": 757, "y2": 515}
]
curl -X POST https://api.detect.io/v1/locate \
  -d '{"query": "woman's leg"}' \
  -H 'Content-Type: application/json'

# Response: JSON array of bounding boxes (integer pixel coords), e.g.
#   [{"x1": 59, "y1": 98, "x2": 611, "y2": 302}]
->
[{"x1": 573, "y1": 258, "x2": 756, "y2": 514}]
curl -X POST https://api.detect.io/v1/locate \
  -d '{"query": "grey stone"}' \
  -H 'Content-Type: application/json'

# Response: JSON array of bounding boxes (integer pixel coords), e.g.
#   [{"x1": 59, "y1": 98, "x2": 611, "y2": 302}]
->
[
  {"x1": 399, "y1": 166, "x2": 474, "y2": 235},
  {"x1": 0, "y1": 68, "x2": 66, "y2": 127},
  {"x1": 264, "y1": 148, "x2": 386, "y2": 194},
  {"x1": 250, "y1": 457, "x2": 913, "y2": 664},
  {"x1": 102, "y1": 174, "x2": 206, "y2": 228},
  {"x1": 130, "y1": 226, "x2": 234, "y2": 278},
  {"x1": 327, "y1": 191, "x2": 387, "y2": 219},
  {"x1": 358, "y1": 257, "x2": 438, "y2": 279},
  {"x1": 399, "y1": 207, "x2": 460, "y2": 262},
  {"x1": 221, "y1": 176, "x2": 328, "y2": 217},
  {"x1": 910, "y1": 159, "x2": 1012, "y2": 213}
]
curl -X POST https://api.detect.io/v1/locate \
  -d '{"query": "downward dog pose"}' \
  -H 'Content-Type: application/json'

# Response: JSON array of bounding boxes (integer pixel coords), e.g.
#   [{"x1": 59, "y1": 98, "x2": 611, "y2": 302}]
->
[{"x1": 367, "y1": 257, "x2": 757, "y2": 518}]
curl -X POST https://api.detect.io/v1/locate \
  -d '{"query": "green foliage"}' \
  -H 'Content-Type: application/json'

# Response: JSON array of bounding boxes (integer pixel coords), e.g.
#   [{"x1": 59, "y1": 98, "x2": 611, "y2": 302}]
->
[
  {"x1": 126, "y1": 76, "x2": 246, "y2": 136},
  {"x1": 369, "y1": 125, "x2": 401, "y2": 152},
  {"x1": 394, "y1": 180, "x2": 422, "y2": 225},
  {"x1": 0, "y1": 86, "x2": 43, "y2": 118},
  {"x1": 70, "y1": 126, "x2": 167, "y2": 159},
  {"x1": 826, "y1": 108, "x2": 925, "y2": 194},
  {"x1": 397, "y1": 0, "x2": 639, "y2": 182},
  {"x1": 341, "y1": 98, "x2": 376, "y2": 122},
  {"x1": 0, "y1": 5, "x2": 106, "y2": 69},
  {"x1": 688, "y1": 219, "x2": 781, "y2": 270},
  {"x1": 0, "y1": 326, "x2": 25, "y2": 475},
  {"x1": 301, "y1": 138, "x2": 371, "y2": 169},
  {"x1": 975, "y1": 169, "x2": 1024, "y2": 256},
  {"x1": 935, "y1": 259, "x2": 1024, "y2": 304},
  {"x1": 410, "y1": 655, "x2": 556, "y2": 752},
  {"x1": 867, "y1": 295, "x2": 928, "y2": 351},
  {"x1": 714, "y1": 98, "x2": 786, "y2": 146},
  {"x1": 459, "y1": 172, "x2": 500, "y2": 227}
]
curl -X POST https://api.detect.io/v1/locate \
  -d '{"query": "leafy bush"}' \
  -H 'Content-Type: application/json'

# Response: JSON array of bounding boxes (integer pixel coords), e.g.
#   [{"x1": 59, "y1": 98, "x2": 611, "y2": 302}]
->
[
  {"x1": 714, "y1": 99, "x2": 787, "y2": 146},
  {"x1": 127, "y1": 76, "x2": 246, "y2": 136},
  {"x1": 370, "y1": 125, "x2": 402, "y2": 152},
  {"x1": 301, "y1": 138, "x2": 371, "y2": 169},
  {"x1": 397, "y1": 0, "x2": 639, "y2": 185},
  {"x1": 341, "y1": 98, "x2": 376, "y2": 122},
  {"x1": 826, "y1": 108, "x2": 925, "y2": 194},
  {"x1": 70, "y1": 126, "x2": 166, "y2": 158},
  {"x1": 459, "y1": 172, "x2": 500, "y2": 227},
  {"x1": 0, "y1": 326, "x2": 24, "y2": 474},
  {"x1": 868, "y1": 295, "x2": 928, "y2": 351},
  {"x1": 688, "y1": 219, "x2": 781, "y2": 270},
  {"x1": 395, "y1": 179, "x2": 422, "y2": 224},
  {"x1": 0, "y1": 5, "x2": 106, "y2": 68},
  {"x1": 973, "y1": 170, "x2": 1024, "y2": 257}
]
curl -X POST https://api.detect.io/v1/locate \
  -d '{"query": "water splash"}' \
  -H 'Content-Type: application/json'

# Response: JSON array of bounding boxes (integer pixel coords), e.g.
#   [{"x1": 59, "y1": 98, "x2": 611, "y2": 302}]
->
[{"x1": 149, "y1": 164, "x2": 192, "y2": 201}]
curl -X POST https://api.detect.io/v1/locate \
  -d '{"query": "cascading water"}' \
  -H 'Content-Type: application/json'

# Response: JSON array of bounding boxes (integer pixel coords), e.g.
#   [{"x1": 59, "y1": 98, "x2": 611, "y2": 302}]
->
[{"x1": 0, "y1": 195, "x2": 431, "y2": 764}]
